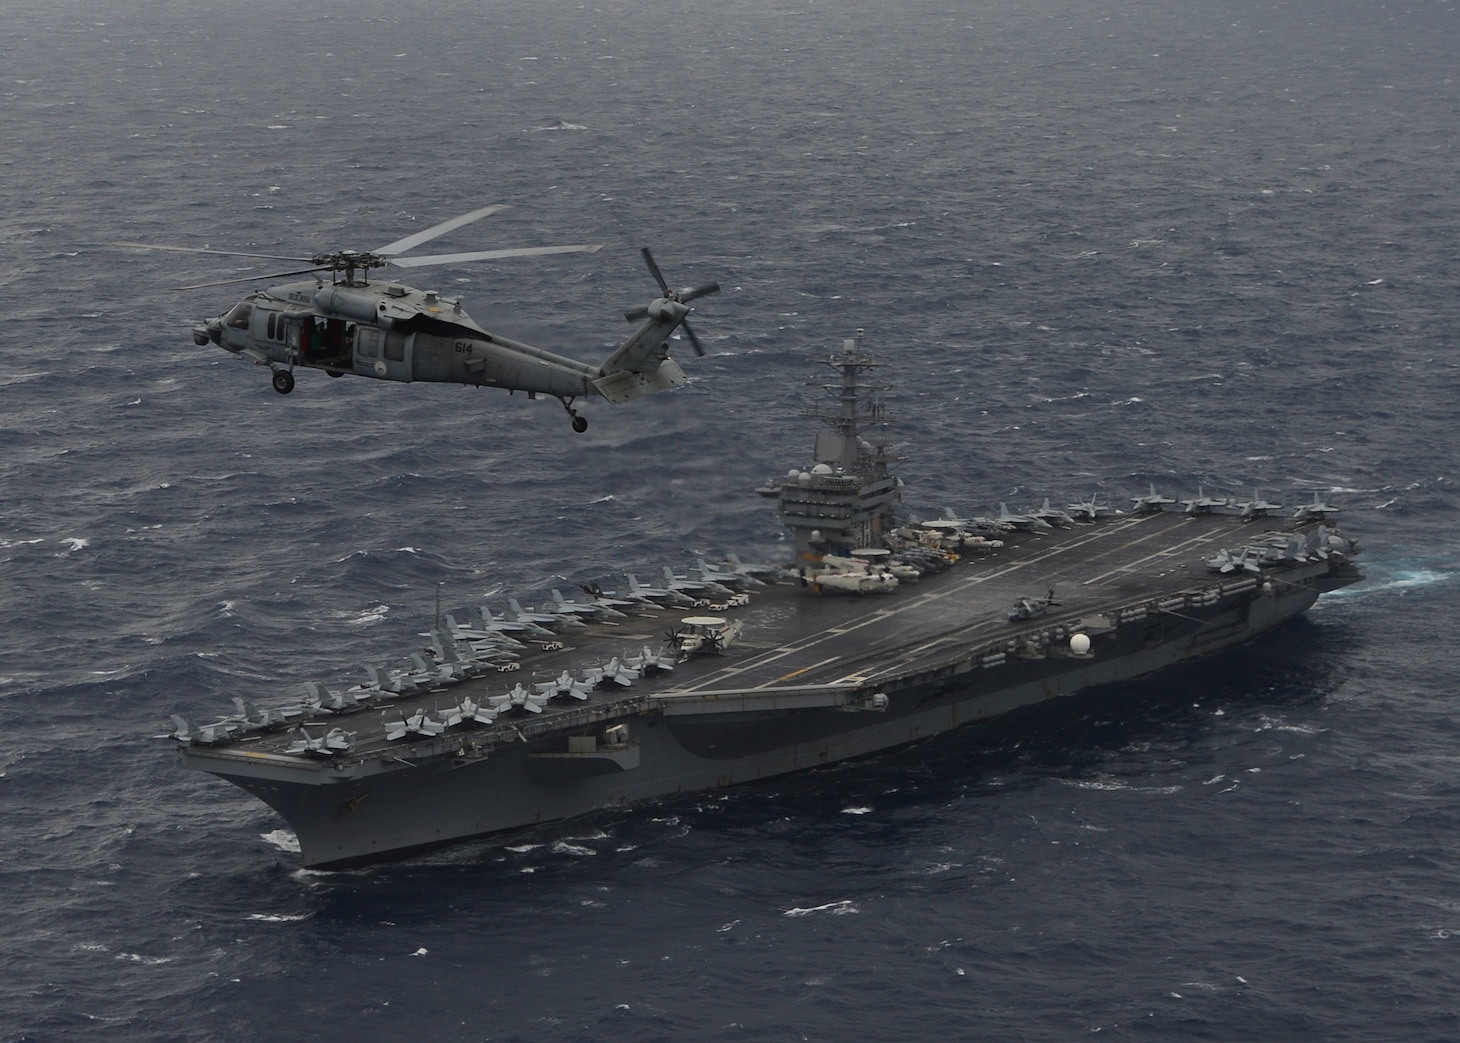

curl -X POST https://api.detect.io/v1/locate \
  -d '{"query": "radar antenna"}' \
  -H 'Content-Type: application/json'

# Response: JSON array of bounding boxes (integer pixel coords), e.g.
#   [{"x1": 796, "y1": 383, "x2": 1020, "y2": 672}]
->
[{"x1": 803, "y1": 329, "x2": 902, "y2": 475}]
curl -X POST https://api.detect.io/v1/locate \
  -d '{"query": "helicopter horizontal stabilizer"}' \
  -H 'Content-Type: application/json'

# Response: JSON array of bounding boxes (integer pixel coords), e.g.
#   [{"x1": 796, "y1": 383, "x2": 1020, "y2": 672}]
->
[{"x1": 593, "y1": 358, "x2": 688, "y2": 404}]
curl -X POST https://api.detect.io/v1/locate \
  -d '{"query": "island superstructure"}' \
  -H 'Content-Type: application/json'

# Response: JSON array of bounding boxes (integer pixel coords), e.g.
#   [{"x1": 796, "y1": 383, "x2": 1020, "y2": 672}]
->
[
  {"x1": 777, "y1": 332, "x2": 901, "y2": 562},
  {"x1": 170, "y1": 333, "x2": 1364, "y2": 869}
]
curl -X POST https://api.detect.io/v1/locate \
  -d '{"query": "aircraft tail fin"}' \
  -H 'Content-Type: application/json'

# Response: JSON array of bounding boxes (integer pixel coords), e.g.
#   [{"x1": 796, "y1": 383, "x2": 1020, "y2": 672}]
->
[
  {"x1": 435, "y1": 634, "x2": 465, "y2": 665},
  {"x1": 232, "y1": 697, "x2": 260, "y2": 723}
]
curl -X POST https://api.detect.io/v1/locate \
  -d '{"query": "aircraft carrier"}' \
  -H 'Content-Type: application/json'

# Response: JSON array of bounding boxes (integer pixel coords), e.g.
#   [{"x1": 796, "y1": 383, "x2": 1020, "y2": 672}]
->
[{"x1": 170, "y1": 333, "x2": 1364, "y2": 869}]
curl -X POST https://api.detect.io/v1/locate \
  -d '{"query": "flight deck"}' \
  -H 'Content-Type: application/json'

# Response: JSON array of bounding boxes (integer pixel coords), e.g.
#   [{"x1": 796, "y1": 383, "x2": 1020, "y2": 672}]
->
[{"x1": 188, "y1": 505, "x2": 1343, "y2": 771}]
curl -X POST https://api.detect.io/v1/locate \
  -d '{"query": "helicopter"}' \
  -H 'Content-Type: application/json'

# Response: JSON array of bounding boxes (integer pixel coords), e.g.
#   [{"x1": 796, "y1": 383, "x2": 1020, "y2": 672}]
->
[{"x1": 114, "y1": 205, "x2": 720, "y2": 432}]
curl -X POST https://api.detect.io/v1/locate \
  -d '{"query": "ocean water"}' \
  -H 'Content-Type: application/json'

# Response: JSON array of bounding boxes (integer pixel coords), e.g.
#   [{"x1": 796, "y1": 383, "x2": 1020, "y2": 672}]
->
[{"x1": 3, "y1": 0, "x2": 1459, "y2": 1038}]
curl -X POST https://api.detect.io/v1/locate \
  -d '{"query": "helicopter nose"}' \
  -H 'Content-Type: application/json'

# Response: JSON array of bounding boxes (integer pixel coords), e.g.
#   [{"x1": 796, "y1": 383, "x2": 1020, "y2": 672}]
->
[
  {"x1": 192, "y1": 325, "x2": 211, "y2": 346},
  {"x1": 201, "y1": 319, "x2": 224, "y2": 346}
]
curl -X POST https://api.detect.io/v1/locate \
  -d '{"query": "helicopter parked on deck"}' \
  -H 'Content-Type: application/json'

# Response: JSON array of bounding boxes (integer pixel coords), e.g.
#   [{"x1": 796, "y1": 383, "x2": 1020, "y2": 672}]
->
[{"x1": 114, "y1": 205, "x2": 720, "y2": 432}]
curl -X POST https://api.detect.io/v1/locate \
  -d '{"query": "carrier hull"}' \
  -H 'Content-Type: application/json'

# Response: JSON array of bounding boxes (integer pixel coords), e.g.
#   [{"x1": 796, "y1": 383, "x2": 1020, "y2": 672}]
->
[{"x1": 179, "y1": 509, "x2": 1360, "y2": 869}]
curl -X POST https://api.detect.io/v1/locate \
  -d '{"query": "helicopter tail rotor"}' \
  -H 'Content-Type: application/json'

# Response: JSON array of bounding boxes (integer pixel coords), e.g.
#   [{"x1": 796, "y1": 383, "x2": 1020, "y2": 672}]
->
[{"x1": 623, "y1": 247, "x2": 720, "y2": 356}]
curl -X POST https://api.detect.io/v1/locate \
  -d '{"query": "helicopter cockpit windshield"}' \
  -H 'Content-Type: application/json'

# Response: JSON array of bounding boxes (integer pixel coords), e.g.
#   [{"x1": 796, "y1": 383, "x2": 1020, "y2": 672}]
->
[{"x1": 224, "y1": 301, "x2": 253, "y2": 330}]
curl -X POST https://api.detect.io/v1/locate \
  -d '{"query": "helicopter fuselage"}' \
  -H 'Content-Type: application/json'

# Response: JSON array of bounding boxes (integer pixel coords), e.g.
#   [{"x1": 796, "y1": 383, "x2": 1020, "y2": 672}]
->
[
  {"x1": 201, "y1": 279, "x2": 618, "y2": 401},
  {"x1": 123, "y1": 207, "x2": 716, "y2": 431},
  {"x1": 181, "y1": 242, "x2": 715, "y2": 432}
]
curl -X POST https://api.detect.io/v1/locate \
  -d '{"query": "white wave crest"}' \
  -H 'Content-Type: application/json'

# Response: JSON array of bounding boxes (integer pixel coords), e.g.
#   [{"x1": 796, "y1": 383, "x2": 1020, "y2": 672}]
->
[{"x1": 784, "y1": 899, "x2": 859, "y2": 917}]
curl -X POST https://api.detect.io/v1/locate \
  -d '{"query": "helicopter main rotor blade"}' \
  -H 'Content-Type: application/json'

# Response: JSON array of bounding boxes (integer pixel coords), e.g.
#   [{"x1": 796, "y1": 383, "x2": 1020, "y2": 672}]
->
[
  {"x1": 384, "y1": 244, "x2": 603, "y2": 268},
  {"x1": 112, "y1": 241, "x2": 314, "y2": 263},
  {"x1": 373, "y1": 204, "x2": 511, "y2": 256},
  {"x1": 177, "y1": 266, "x2": 328, "y2": 290}
]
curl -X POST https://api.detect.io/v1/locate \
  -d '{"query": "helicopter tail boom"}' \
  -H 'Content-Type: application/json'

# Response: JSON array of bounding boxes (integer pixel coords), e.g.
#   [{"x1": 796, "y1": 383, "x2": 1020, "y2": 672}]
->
[{"x1": 599, "y1": 295, "x2": 690, "y2": 362}]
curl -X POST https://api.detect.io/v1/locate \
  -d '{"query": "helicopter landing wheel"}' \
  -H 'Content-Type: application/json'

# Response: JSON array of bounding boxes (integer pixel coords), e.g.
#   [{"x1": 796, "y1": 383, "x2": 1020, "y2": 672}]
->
[
  {"x1": 560, "y1": 397, "x2": 588, "y2": 433},
  {"x1": 272, "y1": 370, "x2": 295, "y2": 395}
]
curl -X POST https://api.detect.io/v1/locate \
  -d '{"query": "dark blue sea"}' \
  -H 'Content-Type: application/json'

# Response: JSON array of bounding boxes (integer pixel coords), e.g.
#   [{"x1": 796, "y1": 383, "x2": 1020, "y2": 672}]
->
[{"x1": 4, "y1": 0, "x2": 1458, "y2": 1038}]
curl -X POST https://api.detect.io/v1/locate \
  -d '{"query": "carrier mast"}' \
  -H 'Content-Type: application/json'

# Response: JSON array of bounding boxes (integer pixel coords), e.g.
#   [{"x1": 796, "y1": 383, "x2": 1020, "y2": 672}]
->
[{"x1": 776, "y1": 330, "x2": 903, "y2": 565}]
